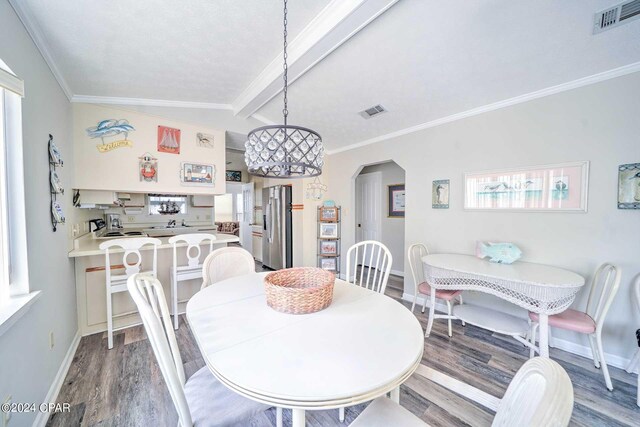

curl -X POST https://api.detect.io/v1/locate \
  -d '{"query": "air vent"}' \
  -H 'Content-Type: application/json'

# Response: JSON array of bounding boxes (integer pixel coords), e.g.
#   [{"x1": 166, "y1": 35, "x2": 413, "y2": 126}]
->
[
  {"x1": 593, "y1": 0, "x2": 640, "y2": 33},
  {"x1": 359, "y1": 104, "x2": 387, "y2": 119}
]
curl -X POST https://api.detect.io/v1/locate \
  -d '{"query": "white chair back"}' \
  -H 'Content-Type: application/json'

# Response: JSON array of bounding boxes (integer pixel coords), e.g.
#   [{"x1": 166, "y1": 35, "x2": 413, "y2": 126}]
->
[
  {"x1": 585, "y1": 263, "x2": 622, "y2": 328},
  {"x1": 168, "y1": 233, "x2": 216, "y2": 269},
  {"x1": 127, "y1": 274, "x2": 192, "y2": 426},
  {"x1": 99, "y1": 237, "x2": 162, "y2": 279},
  {"x1": 408, "y1": 243, "x2": 429, "y2": 291},
  {"x1": 201, "y1": 247, "x2": 255, "y2": 289},
  {"x1": 493, "y1": 357, "x2": 573, "y2": 427},
  {"x1": 346, "y1": 240, "x2": 393, "y2": 294}
]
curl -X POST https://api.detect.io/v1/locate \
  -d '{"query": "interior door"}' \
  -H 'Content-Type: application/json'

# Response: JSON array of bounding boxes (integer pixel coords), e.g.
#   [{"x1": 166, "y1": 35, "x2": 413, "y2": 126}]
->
[
  {"x1": 240, "y1": 182, "x2": 254, "y2": 253},
  {"x1": 355, "y1": 172, "x2": 382, "y2": 244}
]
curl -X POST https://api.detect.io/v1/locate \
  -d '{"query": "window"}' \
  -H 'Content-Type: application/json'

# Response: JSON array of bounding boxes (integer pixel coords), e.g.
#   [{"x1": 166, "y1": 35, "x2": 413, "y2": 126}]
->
[
  {"x1": 147, "y1": 194, "x2": 188, "y2": 215},
  {"x1": 0, "y1": 86, "x2": 9, "y2": 301}
]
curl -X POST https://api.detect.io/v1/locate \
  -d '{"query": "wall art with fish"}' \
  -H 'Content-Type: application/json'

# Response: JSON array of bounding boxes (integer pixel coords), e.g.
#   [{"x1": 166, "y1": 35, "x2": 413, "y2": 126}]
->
[
  {"x1": 86, "y1": 119, "x2": 135, "y2": 153},
  {"x1": 464, "y1": 161, "x2": 589, "y2": 212}
]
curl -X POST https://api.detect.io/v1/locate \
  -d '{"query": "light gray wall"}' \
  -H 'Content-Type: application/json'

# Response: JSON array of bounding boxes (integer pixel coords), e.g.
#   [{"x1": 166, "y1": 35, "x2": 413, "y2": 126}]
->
[
  {"x1": 359, "y1": 162, "x2": 405, "y2": 273},
  {"x1": 321, "y1": 71, "x2": 640, "y2": 363},
  {"x1": 0, "y1": 2, "x2": 83, "y2": 425}
]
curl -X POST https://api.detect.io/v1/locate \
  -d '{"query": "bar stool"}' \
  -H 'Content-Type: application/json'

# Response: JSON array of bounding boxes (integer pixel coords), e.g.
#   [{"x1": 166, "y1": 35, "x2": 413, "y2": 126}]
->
[
  {"x1": 168, "y1": 234, "x2": 216, "y2": 329},
  {"x1": 99, "y1": 237, "x2": 161, "y2": 349}
]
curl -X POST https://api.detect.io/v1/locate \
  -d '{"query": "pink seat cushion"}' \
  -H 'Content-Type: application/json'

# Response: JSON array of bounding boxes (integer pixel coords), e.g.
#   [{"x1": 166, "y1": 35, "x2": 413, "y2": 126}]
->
[
  {"x1": 418, "y1": 282, "x2": 462, "y2": 301},
  {"x1": 529, "y1": 309, "x2": 596, "y2": 334}
]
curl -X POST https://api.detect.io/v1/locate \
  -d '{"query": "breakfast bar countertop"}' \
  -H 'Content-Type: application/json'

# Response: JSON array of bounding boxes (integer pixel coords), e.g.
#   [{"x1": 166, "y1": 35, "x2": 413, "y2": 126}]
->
[{"x1": 68, "y1": 230, "x2": 240, "y2": 257}]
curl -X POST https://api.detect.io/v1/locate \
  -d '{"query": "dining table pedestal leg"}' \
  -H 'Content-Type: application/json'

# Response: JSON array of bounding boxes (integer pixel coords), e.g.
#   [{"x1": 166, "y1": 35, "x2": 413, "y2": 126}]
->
[
  {"x1": 539, "y1": 313, "x2": 550, "y2": 358},
  {"x1": 292, "y1": 408, "x2": 305, "y2": 427},
  {"x1": 390, "y1": 386, "x2": 400, "y2": 403}
]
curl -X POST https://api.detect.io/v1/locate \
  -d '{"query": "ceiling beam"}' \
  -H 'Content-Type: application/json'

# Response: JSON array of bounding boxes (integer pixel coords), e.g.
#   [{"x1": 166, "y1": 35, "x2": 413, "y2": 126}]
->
[{"x1": 231, "y1": 0, "x2": 399, "y2": 118}]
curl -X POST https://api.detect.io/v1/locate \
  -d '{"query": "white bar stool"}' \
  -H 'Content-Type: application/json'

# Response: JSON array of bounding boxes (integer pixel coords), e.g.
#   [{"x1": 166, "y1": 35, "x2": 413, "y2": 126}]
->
[
  {"x1": 168, "y1": 233, "x2": 216, "y2": 329},
  {"x1": 99, "y1": 237, "x2": 161, "y2": 349}
]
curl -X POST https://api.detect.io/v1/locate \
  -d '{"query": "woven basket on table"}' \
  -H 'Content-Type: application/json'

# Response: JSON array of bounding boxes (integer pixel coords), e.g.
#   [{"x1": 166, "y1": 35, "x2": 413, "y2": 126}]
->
[{"x1": 264, "y1": 267, "x2": 335, "y2": 314}]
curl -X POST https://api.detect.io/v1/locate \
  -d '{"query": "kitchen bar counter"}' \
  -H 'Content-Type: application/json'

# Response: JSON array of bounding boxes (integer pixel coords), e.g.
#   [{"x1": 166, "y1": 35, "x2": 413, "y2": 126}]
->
[{"x1": 70, "y1": 230, "x2": 241, "y2": 337}]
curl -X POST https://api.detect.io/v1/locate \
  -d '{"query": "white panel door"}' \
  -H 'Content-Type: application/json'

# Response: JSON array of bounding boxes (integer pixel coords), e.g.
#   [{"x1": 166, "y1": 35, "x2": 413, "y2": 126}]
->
[
  {"x1": 355, "y1": 172, "x2": 381, "y2": 244},
  {"x1": 240, "y1": 182, "x2": 254, "y2": 252}
]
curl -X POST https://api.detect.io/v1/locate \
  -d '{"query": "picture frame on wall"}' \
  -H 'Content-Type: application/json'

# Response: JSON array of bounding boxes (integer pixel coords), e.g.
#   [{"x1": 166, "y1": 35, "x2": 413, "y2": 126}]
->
[
  {"x1": 157, "y1": 125, "x2": 181, "y2": 154},
  {"x1": 618, "y1": 163, "x2": 640, "y2": 209},
  {"x1": 180, "y1": 162, "x2": 215, "y2": 186},
  {"x1": 464, "y1": 161, "x2": 589, "y2": 212},
  {"x1": 225, "y1": 170, "x2": 242, "y2": 182},
  {"x1": 319, "y1": 223, "x2": 339, "y2": 239},
  {"x1": 388, "y1": 184, "x2": 405, "y2": 217},
  {"x1": 319, "y1": 206, "x2": 339, "y2": 222},
  {"x1": 319, "y1": 240, "x2": 338, "y2": 255},
  {"x1": 320, "y1": 257, "x2": 337, "y2": 271},
  {"x1": 432, "y1": 179, "x2": 450, "y2": 209}
]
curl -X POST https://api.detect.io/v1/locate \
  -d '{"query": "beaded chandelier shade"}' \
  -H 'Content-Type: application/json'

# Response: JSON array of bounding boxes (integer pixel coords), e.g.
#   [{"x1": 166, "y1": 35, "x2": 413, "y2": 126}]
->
[{"x1": 245, "y1": 0, "x2": 324, "y2": 178}]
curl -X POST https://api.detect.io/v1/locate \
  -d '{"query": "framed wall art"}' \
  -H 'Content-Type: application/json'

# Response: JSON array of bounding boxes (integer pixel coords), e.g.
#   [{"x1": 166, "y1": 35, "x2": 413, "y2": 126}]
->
[
  {"x1": 319, "y1": 223, "x2": 339, "y2": 239},
  {"x1": 320, "y1": 257, "x2": 337, "y2": 271},
  {"x1": 432, "y1": 179, "x2": 450, "y2": 209},
  {"x1": 158, "y1": 125, "x2": 181, "y2": 154},
  {"x1": 388, "y1": 184, "x2": 405, "y2": 217},
  {"x1": 319, "y1": 206, "x2": 339, "y2": 222},
  {"x1": 464, "y1": 161, "x2": 589, "y2": 212},
  {"x1": 319, "y1": 240, "x2": 338, "y2": 256},
  {"x1": 197, "y1": 132, "x2": 214, "y2": 149},
  {"x1": 618, "y1": 163, "x2": 640, "y2": 209},
  {"x1": 180, "y1": 162, "x2": 215, "y2": 186},
  {"x1": 226, "y1": 170, "x2": 242, "y2": 182}
]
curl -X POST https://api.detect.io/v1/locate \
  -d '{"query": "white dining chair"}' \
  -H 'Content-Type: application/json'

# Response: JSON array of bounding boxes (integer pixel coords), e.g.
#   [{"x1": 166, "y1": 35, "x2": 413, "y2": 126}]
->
[
  {"x1": 99, "y1": 237, "x2": 161, "y2": 349},
  {"x1": 350, "y1": 357, "x2": 574, "y2": 427},
  {"x1": 408, "y1": 243, "x2": 464, "y2": 337},
  {"x1": 625, "y1": 276, "x2": 640, "y2": 407},
  {"x1": 345, "y1": 240, "x2": 393, "y2": 294},
  {"x1": 201, "y1": 246, "x2": 256, "y2": 289},
  {"x1": 168, "y1": 233, "x2": 216, "y2": 329},
  {"x1": 126, "y1": 273, "x2": 271, "y2": 426},
  {"x1": 529, "y1": 263, "x2": 621, "y2": 391}
]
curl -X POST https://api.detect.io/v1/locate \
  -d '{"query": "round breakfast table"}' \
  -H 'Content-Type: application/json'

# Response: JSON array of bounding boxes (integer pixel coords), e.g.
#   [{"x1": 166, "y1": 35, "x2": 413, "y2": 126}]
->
[
  {"x1": 422, "y1": 254, "x2": 585, "y2": 357},
  {"x1": 186, "y1": 272, "x2": 424, "y2": 427}
]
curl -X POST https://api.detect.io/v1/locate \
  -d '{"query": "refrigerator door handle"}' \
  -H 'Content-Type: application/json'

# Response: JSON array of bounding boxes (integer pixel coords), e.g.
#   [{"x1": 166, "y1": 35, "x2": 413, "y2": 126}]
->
[{"x1": 266, "y1": 199, "x2": 273, "y2": 243}]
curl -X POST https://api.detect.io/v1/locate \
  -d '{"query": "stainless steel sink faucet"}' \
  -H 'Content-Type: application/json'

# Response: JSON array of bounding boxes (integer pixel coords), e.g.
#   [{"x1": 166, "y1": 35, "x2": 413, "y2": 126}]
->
[{"x1": 168, "y1": 219, "x2": 176, "y2": 228}]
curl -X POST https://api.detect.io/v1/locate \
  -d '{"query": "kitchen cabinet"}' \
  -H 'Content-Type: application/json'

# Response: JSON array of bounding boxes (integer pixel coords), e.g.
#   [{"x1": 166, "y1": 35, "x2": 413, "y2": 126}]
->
[
  {"x1": 78, "y1": 190, "x2": 117, "y2": 206},
  {"x1": 192, "y1": 194, "x2": 215, "y2": 207}
]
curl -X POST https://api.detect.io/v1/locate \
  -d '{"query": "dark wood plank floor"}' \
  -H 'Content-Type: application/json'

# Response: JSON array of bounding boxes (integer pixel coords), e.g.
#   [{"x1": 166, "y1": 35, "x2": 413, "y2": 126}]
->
[{"x1": 47, "y1": 273, "x2": 639, "y2": 427}]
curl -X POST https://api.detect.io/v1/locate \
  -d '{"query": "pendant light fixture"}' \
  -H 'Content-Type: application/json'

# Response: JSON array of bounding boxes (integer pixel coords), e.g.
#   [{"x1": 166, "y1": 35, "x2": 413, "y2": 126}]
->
[{"x1": 245, "y1": 0, "x2": 324, "y2": 178}]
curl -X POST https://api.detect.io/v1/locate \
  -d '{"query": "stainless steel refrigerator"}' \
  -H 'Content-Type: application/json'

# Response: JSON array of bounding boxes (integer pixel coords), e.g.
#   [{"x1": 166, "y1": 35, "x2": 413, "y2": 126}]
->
[{"x1": 262, "y1": 185, "x2": 293, "y2": 270}]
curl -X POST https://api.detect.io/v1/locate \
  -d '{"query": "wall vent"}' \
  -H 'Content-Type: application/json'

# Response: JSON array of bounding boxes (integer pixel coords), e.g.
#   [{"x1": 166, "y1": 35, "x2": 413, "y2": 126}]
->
[
  {"x1": 359, "y1": 104, "x2": 387, "y2": 119},
  {"x1": 593, "y1": 0, "x2": 640, "y2": 33}
]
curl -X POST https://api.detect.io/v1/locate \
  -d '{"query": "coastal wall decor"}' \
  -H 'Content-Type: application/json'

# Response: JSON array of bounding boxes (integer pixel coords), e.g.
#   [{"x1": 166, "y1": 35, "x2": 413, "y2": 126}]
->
[
  {"x1": 158, "y1": 125, "x2": 181, "y2": 154},
  {"x1": 86, "y1": 119, "x2": 135, "y2": 153},
  {"x1": 464, "y1": 161, "x2": 589, "y2": 212},
  {"x1": 197, "y1": 132, "x2": 214, "y2": 148},
  {"x1": 618, "y1": 163, "x2": 640, "y2": 209},
  {"x1": 432, "y1": 179, "x2": 450, "y2": 209},
  {"x1": 225, "y1": 170, "x2": 242, "y2": 182},
  {"x1": 181, "y1": 162, "x2": 215, "y2": 186},
  {"x1": 476, "y1": 241, "x2": 522, "y2": 264},
  {"x1": 139, "y1": 152, "x2": 158, "y2": 182},
  {"x1": 388, "y1": 184, "x2": 405, "y2": 217}
]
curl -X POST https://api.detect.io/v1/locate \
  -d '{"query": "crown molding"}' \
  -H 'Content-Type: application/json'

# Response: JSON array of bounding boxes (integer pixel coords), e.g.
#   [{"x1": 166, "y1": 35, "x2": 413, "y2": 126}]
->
[
  {"x1": 70, "y1": 95, "x2": 232, "y2": 110},
  {"x1": 8, "y1": 0, "x2": 73, "y2": 100},
  {"x1": 232, "y1": 0, "x2": 399, "y2": 118},
  {"x1": 327, "y1": 62, "x2": 640, "y2": 155}
]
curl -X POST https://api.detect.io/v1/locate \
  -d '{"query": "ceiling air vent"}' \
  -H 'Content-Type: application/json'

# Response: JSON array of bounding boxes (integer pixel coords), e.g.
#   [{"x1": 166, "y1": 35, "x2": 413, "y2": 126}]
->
[
  {"x1": 359, "y1": 104, "x2": 387, "y2": 119},
  {"x1": 593, "y1": 0, "x2": 640, "y2": 33}
]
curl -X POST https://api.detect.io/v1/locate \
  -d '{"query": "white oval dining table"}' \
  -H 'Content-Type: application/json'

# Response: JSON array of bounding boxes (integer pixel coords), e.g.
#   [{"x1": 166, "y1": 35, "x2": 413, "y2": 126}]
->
[
  {"x1": 186, "y1": 272, "x2": 424, "y2": 427},
  {"x1": 422, "y1": 254, "x2": 585, "y2": 358}
]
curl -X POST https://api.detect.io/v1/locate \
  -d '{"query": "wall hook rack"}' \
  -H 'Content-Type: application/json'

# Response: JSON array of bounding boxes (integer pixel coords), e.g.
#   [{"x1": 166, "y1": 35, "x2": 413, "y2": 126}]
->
[{"x1": 48, "y1": 134, "x2": 65, "y2": 232}]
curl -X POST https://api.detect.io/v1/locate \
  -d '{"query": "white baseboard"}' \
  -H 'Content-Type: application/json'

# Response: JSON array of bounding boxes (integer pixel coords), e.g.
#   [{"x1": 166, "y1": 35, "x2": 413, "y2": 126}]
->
[
  {"x1": 401, "y1": 293, "x2": 631, "y2": 371},
  {"x1": 33, "y1": 331, "x2": 81, "y2": 427}
]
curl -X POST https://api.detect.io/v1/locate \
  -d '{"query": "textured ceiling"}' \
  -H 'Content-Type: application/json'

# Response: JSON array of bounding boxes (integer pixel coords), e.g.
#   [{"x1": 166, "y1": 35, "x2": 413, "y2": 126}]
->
[
  {"x1": 19, "y1": 0, "x2": 330, "y2": 102},
  {"x1": 259, "y1": 0, "x2": 640, "y2": 150}
]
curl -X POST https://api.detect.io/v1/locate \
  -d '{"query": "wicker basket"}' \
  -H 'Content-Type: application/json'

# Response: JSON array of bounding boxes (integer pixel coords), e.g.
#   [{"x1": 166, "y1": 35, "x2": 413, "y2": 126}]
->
[{"x1": 264, "y1": 267, "x2": 335, "y2": 314}]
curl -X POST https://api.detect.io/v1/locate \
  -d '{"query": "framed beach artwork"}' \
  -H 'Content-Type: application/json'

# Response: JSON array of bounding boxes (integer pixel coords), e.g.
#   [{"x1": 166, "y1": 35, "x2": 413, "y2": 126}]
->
[
  {"x1": 180, "y1": 162, "x2": 215, "y2": 186},
  {"x1": 319, "y1": 223, "x2": 339, "y2": 239},
  {"x1": 618, "y1": 163, "x2": 640, "y2": 209},
  {"x1": 158, "y1": 125, "x2": 181, "y2": 154},
  {"x1": 197, "y1": 132, "x2": 214, "y2": 149},
  {"x1": 464, "y1": 161, "x2": 589, "y2": 212},
  {"x1": 432, "y1": 179, "x2": 450, "y2": 209},
  {"x1": 319, "y1": 206, "x2": 339, "y2": 222},
  {"x1": 388, "y1": 184, "x2": 405, "y2": 217},
  {"x1": 319, "y1": 240, "x2": 338, "y2": 255},
  {"x1": 225, "y1": 170, "x2": 242, "y2": 182},
  {"x1": 320, "y1": 257, "x2": 337, "y2": 271}
]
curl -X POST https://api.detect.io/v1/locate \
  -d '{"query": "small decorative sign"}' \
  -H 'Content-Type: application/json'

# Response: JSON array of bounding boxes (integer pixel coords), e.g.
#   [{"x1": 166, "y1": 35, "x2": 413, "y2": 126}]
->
[
  {"x1": 139, "y1": 152, "x2": 158, "y2": 182},
  {"x1": 320, "y1": 257, "x2": 337, "y2": 271},
  {"x1": 319, "y1": 206, "x2": 338, "y2": 222},
  {"x1": 388, "y1": 184, "x2": 405, "y2": 217},
  {"x1": 158, "y1": 125, "x2": 181, "y2": 154},
  {"x1": 320, "y1": 240, "x2": 338, "y2": 255},
  {"x1": 618, "y1": 163, "x2": 640, "y2": 209},
  {"x1": 86, "y1": 119, "x2": 135, "y2": 152},
  {"x1": 432, "y1": 179, "x2": 450, "y2": 209},
  {"x1": 226, "y1": 170, "x2": 242, "y2": 182},
  {"x1": 197, "y1": 132, "x2": 214, "y2": 149},
  {"x1": 181, "y1": 162, "x2": 215, "y2": 186}
]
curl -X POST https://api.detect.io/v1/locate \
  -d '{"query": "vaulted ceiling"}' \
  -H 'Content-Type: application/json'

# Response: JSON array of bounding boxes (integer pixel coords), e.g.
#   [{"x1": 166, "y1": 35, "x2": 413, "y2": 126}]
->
[{"x1": 10, "y1": 0, "x2": 640, "y2": 153}]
